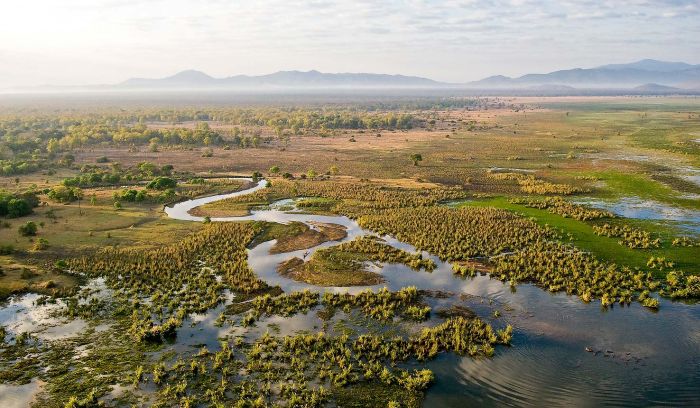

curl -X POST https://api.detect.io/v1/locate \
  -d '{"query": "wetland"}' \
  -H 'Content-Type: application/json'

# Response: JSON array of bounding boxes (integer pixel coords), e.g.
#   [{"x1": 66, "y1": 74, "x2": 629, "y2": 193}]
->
[{"x1": 0, "y1": 96, "x2": 699, "y2": 407}]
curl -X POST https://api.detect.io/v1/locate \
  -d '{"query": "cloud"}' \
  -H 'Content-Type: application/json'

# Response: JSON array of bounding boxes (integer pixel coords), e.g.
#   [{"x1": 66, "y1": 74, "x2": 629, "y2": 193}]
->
[{"x1": 0, "y1": 0, "x2": 698, "y2": 87}]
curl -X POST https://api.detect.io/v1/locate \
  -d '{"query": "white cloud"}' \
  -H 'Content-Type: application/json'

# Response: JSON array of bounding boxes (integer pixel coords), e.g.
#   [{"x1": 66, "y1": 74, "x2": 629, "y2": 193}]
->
[{"x1": 0, "y1": 0, "x2": 698, "y2": 87}]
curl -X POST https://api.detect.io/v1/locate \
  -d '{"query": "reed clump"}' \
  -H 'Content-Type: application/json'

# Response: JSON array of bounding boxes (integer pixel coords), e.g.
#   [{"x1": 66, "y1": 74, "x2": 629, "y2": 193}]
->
[
  {"x1": 593, "y1": 223, "x2": 661, "y2": 249},
  {"x1": 66, "y1": 223, "x2": 267, "y2": 342}
]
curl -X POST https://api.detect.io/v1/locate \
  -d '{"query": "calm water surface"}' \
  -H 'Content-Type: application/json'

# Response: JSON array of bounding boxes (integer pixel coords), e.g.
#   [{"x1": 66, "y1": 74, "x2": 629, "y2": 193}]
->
[
  {"x1": 166, "y1": 181, "x2": 700, "y2": 407},
  {"x1": 2, "y1": 180, "x2": 698, "y2": 407}
]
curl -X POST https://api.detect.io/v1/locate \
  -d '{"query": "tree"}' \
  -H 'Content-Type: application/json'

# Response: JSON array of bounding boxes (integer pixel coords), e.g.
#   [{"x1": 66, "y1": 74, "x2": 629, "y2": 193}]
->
[
  {"x1": 60, "y1": 154, "x2": 75, "y2": 167},
  {"x1": 47, "y1": 185, "x2": 83, "y2": 203},
  {"x1": 149, "y1": 138, "x2": 160, "y2": 152},
  {"x1": 307, "y1": 169, "x2": 317, "y2": 179},
  {"x1": 161, "y1": 164, "x2": 174, "y2": 175},
  {"x1": 47, "y1": 138, "x2": 61, "y2": 155},
  {"x1": 74, "y1": 187, "x2": 84, "y2": 215},
  {"x1": 329, "y1": 165, "x2": 339, "y2": 176},
  {"x1": 146, "y1": 177, "x2": 177, "y2": 190},
  {"x1": 269, "y1": 165, "x2": 280, "y2": 175},
  {"x1": 410, "y1": 153, "x2": 423, "y2": 166},
  {"x1": 0, "y1": 193, "x2": 37, "y2": 218}
]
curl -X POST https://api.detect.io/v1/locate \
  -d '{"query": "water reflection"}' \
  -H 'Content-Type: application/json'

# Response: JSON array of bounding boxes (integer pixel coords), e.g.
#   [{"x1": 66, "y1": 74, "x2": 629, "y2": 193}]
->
[
  {"x1": 0, "y1": 379, "x2": 43, "y2": 408},
  {"x1": 0, "y1": 293, "x2": 87, "y2": 341},
  {"x1": 163, "y1": 183, "x2": 700, "y2": 406},
  {"x1": 3, "y1": 180, "x2": 697, "y2": 406},
  {"x1": 573, "y1": 196, "x2": 700, "y2": 234}
]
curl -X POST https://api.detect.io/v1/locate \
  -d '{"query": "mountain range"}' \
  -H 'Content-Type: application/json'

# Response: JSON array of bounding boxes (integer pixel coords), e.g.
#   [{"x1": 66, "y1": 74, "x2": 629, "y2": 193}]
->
[
  {"x1": 466, "y1": 59, "x2": 700, "y2": 89},
  {"x1": 114, "y1": 60, "x2": 700, "y2": 91},
  {"x1": 7, "y1": 59, "x2": 699, "y2": 94},
  {"x1": 120, "y1": 69, "x2": 440, "y2": 89}
]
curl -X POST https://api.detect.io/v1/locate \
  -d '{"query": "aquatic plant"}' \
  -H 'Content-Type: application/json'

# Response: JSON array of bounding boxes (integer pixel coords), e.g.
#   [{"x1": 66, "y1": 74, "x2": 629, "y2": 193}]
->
[
  {"x1": 671, "y1": 237, "x2": 699, "y2": 247},
  {"x1": 593, "y1": 223, "x2": 661, "y2": 249},
  {"x1": 67, "y1": 223, "x2": 267, "y2": 342},
  {"x1": 357, "y1": 206, "x2": 558, "y2": 261}
]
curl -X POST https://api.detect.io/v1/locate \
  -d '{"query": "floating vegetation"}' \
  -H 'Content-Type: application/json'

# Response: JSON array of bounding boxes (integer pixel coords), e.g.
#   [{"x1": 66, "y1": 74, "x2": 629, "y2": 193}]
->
[
  {"x1": 1, "y1": 322, "x2": 151, "y2": 406},
  {"x1": 249, "y1": 289, "x2": 320, "y2": 318},
  {"x1": 452, "y1": 263, "x2": 478, "y2": 277},
  {"x1": 335, "y1": 236, "x2": 436, "y2": 271},
  {"x1": 593, "y1": 223, "x2": 661, "y2": 249},
  {"x1": 132, "y1": 312, "x2": 505, "y2": 406},
  {"x1": 322, "y1": 287, "x2": 429, "y2": 321},
  {"x1": 647, "y1": 256, "x2": 675, "y2": 270},
  {"x1": 244, "y1": 286, "x2": 431, "y2": 324},
  {"x1": 661, "y1": 271, "x2": 700, "y2": 299}
]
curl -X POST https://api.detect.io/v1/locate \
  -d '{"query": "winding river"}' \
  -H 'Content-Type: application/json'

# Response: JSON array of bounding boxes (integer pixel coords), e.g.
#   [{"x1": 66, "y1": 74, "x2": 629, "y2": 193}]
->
[
  {"x1": 1, "y1": 180, "x2": 698, "y2": 407},
  {"x1": 163, "y1": 178, "x2": 700, "y2": 407}
]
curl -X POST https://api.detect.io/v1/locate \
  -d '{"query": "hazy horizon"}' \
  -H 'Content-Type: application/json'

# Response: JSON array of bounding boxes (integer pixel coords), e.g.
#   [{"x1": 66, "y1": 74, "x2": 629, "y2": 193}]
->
[{"x1": 2, "y1": 1, "x2": 699, "y2": 88}]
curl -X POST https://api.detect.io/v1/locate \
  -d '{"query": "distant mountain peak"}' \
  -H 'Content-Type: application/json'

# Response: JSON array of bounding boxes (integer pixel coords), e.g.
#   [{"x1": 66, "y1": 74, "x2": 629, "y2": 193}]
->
[
  {"x1": 597, "y1": 59, "x2": 696, "y2": 72},
  {"x1": 468, "y1": 59, "x2": 700, "y2": 89},
  {"x1": 167, "y1": 69, "x2": 213, "y2": 79},
  {"x1": 633, "y1": 83, "x2": 680, "y2": 92}
]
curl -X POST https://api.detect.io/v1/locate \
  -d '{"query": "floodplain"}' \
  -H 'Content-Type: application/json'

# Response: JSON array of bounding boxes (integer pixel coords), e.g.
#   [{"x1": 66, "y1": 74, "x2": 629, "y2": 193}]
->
[{"x1": 0, "y1": 95, "x2": 698, "y2": 407}]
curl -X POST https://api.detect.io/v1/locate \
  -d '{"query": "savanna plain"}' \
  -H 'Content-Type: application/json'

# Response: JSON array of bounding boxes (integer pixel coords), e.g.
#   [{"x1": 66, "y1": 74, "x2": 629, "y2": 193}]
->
[{"x1": 0, "y1": 95, "x2": 699, "y2": 407}]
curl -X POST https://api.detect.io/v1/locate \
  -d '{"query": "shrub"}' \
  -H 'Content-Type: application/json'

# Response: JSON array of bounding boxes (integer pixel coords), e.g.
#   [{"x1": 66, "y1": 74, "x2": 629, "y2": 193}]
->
[
  {"x1": 115, "y1": 189, "x2": 149, "y2": 202},
  {"x1": 0, "y1": 191, "x2": 39, "y2": 218},
  {"x1": 7, "y1": 198, "x2": 31, "y2": 218},
  {"x1": 18, "y1": 221, "x2": 38, "y2": 236},
  {"x1": 33, "y1": 238, "x2": 49, "y2": 251}
]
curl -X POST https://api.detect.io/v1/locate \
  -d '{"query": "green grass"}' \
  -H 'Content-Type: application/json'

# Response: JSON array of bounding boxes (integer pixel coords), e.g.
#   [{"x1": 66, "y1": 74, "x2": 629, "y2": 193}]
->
[
  {"x1": 277, "y1": 248, "x2": 384, "y2": 286},
  {"x1": 250, "y1": 221, "x2": 308, "y2": 247},
  {"x1": 575, "y1": 170, "x2": 700, "y2": 210},
  {"x1": 459, "y1": 197, "x2": 700, "y2": 275},
  {"x1": 250, "y1": 220, "x2": 346, "y2": 253}
]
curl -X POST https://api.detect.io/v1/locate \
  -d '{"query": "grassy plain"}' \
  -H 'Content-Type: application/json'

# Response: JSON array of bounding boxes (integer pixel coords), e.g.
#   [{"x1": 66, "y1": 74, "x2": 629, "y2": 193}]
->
[{"x1": 4, "y1": 96, "x2": 699, "y2": 279}]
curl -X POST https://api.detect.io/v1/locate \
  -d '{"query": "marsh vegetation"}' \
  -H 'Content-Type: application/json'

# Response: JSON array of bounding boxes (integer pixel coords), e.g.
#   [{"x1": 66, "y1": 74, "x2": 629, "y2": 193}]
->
[{"x1": 1, "y1": 96, "x2": 699, "y2": 406}]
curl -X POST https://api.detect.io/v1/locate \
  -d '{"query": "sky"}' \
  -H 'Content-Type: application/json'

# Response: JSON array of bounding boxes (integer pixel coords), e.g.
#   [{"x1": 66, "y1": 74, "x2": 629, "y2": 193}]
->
[{"x1": 1, "y1": 0, "x2": 699, "y2": 87}]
